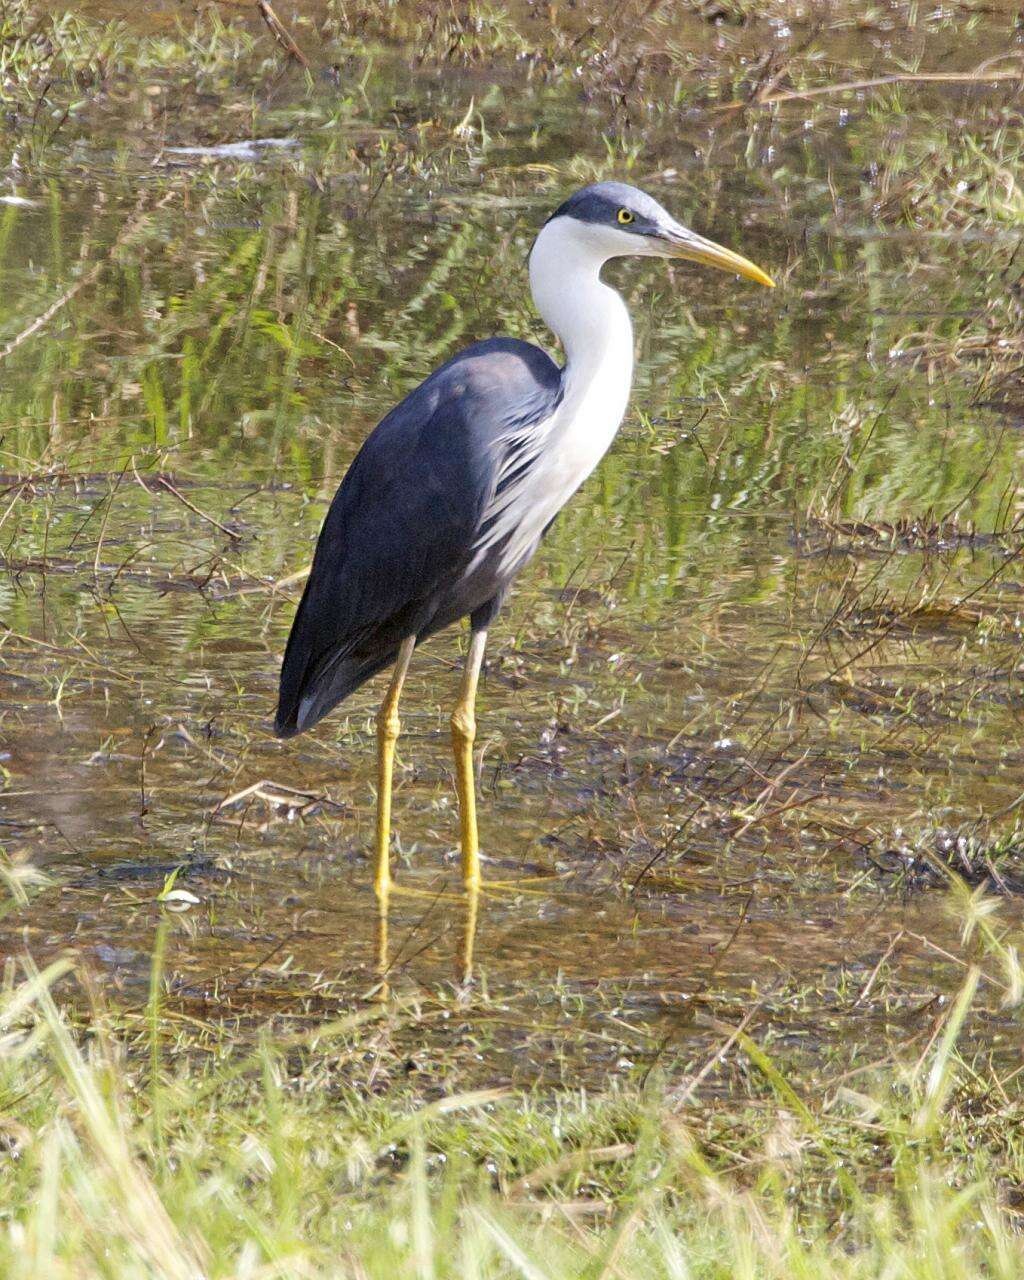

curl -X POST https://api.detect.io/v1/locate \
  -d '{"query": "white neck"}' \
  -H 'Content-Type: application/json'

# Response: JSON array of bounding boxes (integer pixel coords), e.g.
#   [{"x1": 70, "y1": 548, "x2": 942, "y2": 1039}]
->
[
  {"x1": 528, "y1": 217, "x2": 634, "y2": 428},
  {"x1": 467, "y1": 220, "x2": 637, "y2": 580}
]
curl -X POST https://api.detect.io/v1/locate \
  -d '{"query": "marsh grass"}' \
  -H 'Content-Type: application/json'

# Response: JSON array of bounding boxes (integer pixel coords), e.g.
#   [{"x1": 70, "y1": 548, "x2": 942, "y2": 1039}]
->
[{"x1": 2, "y1": 932, "x2": 1024, "y2": 1278}]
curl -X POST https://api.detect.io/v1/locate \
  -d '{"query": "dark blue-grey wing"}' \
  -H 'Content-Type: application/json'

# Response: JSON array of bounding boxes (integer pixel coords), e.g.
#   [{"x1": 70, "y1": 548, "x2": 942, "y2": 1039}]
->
[{"x1": 274, "y1": 338, "x2": 561, "y2": 737}]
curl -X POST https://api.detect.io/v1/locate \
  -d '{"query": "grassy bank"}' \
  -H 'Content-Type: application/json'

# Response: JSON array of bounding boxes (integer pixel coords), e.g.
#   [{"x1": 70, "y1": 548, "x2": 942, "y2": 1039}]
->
[{"x1": 1, "y1": 941, "x2": 1024, "y2": 1278}]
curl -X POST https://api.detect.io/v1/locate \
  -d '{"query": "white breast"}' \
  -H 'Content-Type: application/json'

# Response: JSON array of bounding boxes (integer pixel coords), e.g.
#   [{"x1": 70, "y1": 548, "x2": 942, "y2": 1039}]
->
[{"x1": 477, "y1": 323, "x2": 633, "y2": 577}]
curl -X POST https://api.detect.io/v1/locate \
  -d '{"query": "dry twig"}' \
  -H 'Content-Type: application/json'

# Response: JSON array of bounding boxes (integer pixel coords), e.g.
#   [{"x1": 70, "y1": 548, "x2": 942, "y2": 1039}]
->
[
  {"x1": 255, "y1": 0, "x2": 310, "y2": 67},
  {"x1": 0, "y1": 201, "x2": 150, "y2": 365}
]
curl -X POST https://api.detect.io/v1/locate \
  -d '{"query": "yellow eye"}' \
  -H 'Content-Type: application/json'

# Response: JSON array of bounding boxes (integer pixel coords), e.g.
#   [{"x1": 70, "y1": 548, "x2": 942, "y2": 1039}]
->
[{"x1": 617, "y1": 208, "x2": 635, "y2": 225}]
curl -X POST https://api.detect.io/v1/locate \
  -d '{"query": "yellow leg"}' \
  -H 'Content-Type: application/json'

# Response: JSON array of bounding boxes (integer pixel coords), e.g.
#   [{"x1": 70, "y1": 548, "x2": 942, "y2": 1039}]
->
[
  {"x1": 451, "y1": 628, "x2": 487, "y2": 890},
  {"x1": 374, "y1": 635, "x2": 416, "y2": 902}
]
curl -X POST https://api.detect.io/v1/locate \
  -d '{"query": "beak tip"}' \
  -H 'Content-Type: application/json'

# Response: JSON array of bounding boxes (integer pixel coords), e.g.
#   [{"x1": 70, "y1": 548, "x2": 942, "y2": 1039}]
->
[
  {"x1": 669, "y1": 234, "x2": 776, "y2": 291},
  {"x1": 742, "y1": 264, "x2": 776, "y2": 289}
]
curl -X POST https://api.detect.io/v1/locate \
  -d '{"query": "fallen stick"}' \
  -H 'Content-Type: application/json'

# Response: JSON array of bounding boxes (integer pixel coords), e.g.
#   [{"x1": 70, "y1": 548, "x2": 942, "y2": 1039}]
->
[
  {"x1": 0, "y1": 201, "x2": 150, "y2": 365},
  {"x1": 718, "y1": 64, "x2": 1024, "y2": 111},
  {"x1": 0, "y1": 262, "x2": 103, "y2": 365},
  {"x1": 255, "y1": 0, "x2": 310, "y2": 67},
  {"x1": 131, "y1": 460, "x2": 241, "y2": 540},
  {"x1": 760, "y1": 68, "x2": 1024, "y2": 105}
]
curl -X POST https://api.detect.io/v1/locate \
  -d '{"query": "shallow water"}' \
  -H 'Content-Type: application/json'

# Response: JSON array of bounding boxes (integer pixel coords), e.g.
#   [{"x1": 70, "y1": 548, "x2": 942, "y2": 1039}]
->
[{"x1": 2, "y1": 0, "x2": 1024, "y2": 1085}]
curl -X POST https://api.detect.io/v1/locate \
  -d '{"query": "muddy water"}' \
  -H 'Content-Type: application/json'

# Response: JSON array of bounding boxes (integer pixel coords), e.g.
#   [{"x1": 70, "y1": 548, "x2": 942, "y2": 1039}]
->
[{"x1": 2, "y1": 2, "x2": 1024, "y2": 1084}]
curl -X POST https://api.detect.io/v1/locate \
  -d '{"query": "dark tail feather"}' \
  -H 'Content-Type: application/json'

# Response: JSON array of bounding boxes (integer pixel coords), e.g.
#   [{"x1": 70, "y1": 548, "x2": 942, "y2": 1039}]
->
[
  {"x1": 275, "y1": 569, "x2": 419, "y2": 738},
  {"x1": 274, "y1": 607, "x2": 315, "y2": 738},
  {"x1": 275, "y1": 643, "x2": 398, "y2": 738}
]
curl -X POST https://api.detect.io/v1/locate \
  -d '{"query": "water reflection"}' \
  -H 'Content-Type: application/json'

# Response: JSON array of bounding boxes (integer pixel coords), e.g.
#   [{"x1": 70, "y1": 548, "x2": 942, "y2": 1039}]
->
[{"x1": 373, "y1": 883, "x2": 481, "y2": 997}]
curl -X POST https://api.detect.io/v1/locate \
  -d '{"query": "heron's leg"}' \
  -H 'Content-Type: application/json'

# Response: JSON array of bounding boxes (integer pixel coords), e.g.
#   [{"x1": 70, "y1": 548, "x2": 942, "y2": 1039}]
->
[
  {"x1": 374, "y1": 635, "x2": 416, "y2": 901},
  {"x1": 451, "y1": 628, "x2": 487, "y2": 890}
]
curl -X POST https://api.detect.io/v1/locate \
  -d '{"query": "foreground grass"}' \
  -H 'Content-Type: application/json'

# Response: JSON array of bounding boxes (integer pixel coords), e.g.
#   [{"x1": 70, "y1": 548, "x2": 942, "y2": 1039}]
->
[{"x1": 0, "y1": 936, "x2": 1023, "y2": 1279}]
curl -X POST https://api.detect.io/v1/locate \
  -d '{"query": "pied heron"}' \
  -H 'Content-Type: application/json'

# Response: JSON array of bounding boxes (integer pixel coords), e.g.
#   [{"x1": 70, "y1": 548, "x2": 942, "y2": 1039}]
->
[{"x1": 274, "y1": 181, "x2": 774, "y2": 899}]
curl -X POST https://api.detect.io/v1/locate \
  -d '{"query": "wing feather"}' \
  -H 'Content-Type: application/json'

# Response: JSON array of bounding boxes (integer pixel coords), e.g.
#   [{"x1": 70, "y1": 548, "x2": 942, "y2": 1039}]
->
[{"x1": 274, "y1": 338, "x2": 560, "y2": 737}]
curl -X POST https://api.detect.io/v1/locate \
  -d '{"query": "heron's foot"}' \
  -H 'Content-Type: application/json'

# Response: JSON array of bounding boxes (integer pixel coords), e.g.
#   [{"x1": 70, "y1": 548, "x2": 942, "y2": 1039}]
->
[
  {"x1": 443, "y1": 848, "x2": 563, "y2": 896},
  {"x1": 474, "y1": 875, "x2": 563, "y2": 898},
  {"x1": 376, "y1": 880, "x2": 469, "y2": 904}
]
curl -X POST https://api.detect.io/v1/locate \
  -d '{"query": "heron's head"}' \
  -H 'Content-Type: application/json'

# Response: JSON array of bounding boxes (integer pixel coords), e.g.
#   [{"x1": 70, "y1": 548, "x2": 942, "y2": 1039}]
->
[{"x1": 545, "y1": 181, "x2": 774, "y2": 288}]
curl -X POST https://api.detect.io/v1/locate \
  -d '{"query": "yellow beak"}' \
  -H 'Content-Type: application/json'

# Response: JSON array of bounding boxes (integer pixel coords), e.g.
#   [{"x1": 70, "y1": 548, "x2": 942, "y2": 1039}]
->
[{"x1": 664, "y1": 227, "x2": 775, "y2": 288}]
